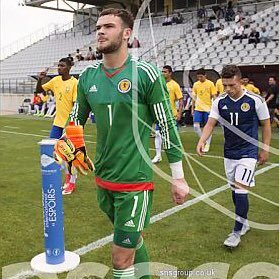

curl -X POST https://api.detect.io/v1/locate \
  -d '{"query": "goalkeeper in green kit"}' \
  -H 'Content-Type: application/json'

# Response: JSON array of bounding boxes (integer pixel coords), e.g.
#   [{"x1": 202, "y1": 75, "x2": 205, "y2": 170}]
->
[{"x1": 55, "y1": 8, "x2": 190, "y2": 279}]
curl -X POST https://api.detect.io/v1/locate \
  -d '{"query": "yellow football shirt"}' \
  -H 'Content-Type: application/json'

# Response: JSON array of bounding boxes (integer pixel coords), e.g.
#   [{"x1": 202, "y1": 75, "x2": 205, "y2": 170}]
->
[
  {"x1": 192, "y1": 79, "x2": 217, "y2": 112},
  {"x1": 215, "y1": 78, "x2": 224, "y2": 95},
  {"x1": 166, "y1": 79, "x2": 183, "y2": 118},
  {"x1": 242, "y1": 84, "x2": 260, "y2": 94},
  {"x1": 42, "y1": 76, "x2": 77, "y2": 128}
]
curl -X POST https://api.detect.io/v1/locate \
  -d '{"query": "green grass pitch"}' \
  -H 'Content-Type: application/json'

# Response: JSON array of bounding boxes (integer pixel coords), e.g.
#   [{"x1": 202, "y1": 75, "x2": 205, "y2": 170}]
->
[{"x1": 0, "y1": 115, "x2": 278, "y2": 279}]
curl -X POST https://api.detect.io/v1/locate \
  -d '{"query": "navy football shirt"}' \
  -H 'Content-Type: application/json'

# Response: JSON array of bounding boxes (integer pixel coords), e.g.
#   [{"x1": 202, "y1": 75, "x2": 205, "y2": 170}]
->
[{"x1": 209, "y1": 90, "x2": 270, "y2": 160}]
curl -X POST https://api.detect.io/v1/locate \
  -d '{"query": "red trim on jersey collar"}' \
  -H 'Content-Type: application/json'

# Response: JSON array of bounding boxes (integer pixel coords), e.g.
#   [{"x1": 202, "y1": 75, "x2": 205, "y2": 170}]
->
[
  {"x1": 95, "y1": 176, "x2": 154, "y2": 191},
  {"x1": 102, "y1": 65, "x2": 126, "y2": 78}
]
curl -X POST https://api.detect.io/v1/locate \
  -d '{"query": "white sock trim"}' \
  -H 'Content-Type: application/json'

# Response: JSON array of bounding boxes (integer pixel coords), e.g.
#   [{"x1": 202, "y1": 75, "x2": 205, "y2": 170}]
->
[{"x1": 113, "y1": 267, "x2": 135, "y2": 277}]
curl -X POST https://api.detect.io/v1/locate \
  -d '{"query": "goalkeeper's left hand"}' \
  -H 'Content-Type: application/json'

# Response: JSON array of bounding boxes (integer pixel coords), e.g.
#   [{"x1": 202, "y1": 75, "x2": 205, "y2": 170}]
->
[
  {"x1": 54, "y1": 138, "x2": 94, "y2": 175},
  {"x1": 171, "y1": 178, "x2": 190, "y2": 205}
]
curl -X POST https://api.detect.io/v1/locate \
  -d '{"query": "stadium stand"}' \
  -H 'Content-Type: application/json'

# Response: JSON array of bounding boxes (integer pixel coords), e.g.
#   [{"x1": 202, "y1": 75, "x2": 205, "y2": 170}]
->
[
  {"x1": 1, "y1": 0, "x2": 279, "y2": 95},
  {"x1": 0, "y1": 31, "x2": 92, "y2": 93},
  {"x1": 147, "y1": 6, "x2": 279, "y2": 71}
]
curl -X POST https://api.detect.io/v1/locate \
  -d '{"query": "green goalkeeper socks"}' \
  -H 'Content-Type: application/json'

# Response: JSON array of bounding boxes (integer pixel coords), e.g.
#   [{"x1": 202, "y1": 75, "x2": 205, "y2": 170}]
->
[
  {"x1": 113, "y1": 236, "x2": 150, "y2": 279},
  {"x1": 134, "y1": 236, "x2": 150, "y2": 279}
]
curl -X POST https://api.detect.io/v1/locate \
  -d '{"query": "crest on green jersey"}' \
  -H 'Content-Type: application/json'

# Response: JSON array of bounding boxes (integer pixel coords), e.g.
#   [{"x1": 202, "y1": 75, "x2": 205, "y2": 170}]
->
[{"x1": 118, "y1": 79, "x2": 131, "y2": 94}]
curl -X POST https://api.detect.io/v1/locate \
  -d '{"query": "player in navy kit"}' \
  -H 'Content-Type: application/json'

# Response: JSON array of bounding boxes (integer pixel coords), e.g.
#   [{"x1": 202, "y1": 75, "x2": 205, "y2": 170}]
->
[{"x1": 196, "y1": 65, "x2": 271, "y2": 248}]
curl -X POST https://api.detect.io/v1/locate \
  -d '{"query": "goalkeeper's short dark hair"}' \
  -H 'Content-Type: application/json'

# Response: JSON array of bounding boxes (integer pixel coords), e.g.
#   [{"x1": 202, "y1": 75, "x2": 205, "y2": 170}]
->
[
  {"x1": 221, "y1": 65, "x2": 242, "y2": 79},
  {"x1": 99, "y1": 8, "x2": 134, "y2": 29}
]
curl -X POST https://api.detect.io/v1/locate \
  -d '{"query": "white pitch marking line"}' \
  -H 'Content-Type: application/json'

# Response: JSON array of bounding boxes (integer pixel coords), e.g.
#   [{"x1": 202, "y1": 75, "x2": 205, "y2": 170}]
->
[
  {"x1": 0, "y1": 130, "x2": 46, "y2": 138},
  {"x1": 3, "y1": 126, "x2": 19, "y2": 129},
  {"x1": 0, "y1": 130, "x2": 236, "y2": 161},
  {"x1": 0, "y1": 128, "x2": 260, "y2": 162},
  {"x1": 4, "y1": 160, "x2": 278, "y2": 278},
  {"x1": 1, "y1": 130, "x2": 95, "y2": 141},
  {"x1": 1, "y1": 130, "x2": 278, "y2": 164}
]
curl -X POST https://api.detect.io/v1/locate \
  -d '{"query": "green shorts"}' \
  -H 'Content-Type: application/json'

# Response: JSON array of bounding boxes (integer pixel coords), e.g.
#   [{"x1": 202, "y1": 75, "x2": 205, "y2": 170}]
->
[{"x1": 96, "y1": 186, "x2": 153, "y2": 233}]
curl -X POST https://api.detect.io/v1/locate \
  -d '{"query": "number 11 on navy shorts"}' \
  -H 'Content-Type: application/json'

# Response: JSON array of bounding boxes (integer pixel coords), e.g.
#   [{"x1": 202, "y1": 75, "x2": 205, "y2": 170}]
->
[{"x1": 224, "y1": 158, "x2": 257, "y2": 189}]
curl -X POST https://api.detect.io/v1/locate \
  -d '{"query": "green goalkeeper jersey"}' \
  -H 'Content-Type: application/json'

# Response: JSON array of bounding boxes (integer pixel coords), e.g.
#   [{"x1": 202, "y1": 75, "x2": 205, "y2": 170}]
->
[{"x1": 70, "y1": 55, "x2": 182, "y2": 191}]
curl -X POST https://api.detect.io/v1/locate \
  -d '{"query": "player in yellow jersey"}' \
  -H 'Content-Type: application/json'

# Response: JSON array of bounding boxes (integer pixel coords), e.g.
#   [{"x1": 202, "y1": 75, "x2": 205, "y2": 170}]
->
[
  {"x1": 241, "y1": 76, "x2": 260, "y2": 94},
  {"x1": 192, "y1": 68, "x2": 217, "y2": 152},
  {"x1": 152, "y1": 65, "x2": 183, "y2": 163},
  {"x1": 216, "y1": 78, "x2": 224, "y2": 96},
  {"x1": 36, "y1": 58, "x2": 78, "y2": 195}
]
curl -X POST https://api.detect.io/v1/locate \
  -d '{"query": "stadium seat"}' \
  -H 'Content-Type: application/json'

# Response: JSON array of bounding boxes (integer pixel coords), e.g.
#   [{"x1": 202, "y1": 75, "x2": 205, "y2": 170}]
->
[
  {"x1": 214, "y1": 64, "x2": 223, "y2": 73},
  {"x1": 201, "y1": 59, "x2": 210, "y2": 67},
  {"x1": 232, "y1": 39, "x2": 241, "y2": 46},
  {"x1": 214, "y1": 40, "x2": 222, "y2": 48},
  {"x1": 206, "y1": 46, "x2": 215, "y2": 53},
  {"x1": 261, "y1": 48, "x2": 271, "y2": 56},
  {"x1": 184, "y1": 58, "x2": 199, "y2": 67},
  {"x1": 216, "y1": 45, "x2": 225, "y2": 53},
  {"x1": 180, "y1": 48, "x2": 189, "y2": 55},
  {"x1": 228, "y1": 52, "x2": 238, "y2": 58},
  {"x1": 256, "y1": 43, "x2": 265, "y2": 50},
  {"x1": 222, "y1": 57, "x2": 231, "y2": 64},
  {"x1": 211, "y1": 58, "x2": 221, "y2": 65},
  {"x1": 267, "y1": 41, "x2": 277, "y2": 49},
  {"x1": 249, "y1": 49, "x2": 259, "y2": 57},
  {"x1": 234, "y1": 43, "x2": 244, "y2": 51},
  {"x1": 188, "y1": 48, "x2": 197, "y2": 55},
  {"x1": 238, "y1": 50, "x2": 248, "y2": 57},
  {"x1": 232, "y1": 56, "x2": 242, "y2": 64},
  {"x1": 245, "y1": 44, "x2": 255, "y2": 51},
  {"x1": 173, "y1": 53, "x2": 181, "y2": 60},
  {"x1": 242, "y1": 56, "x2": 253, "y2": 64},
  {"x1": 165, "y1": 49, "x2": 172, "y2": 56},
  {"x1": 188, "y1": 43, "x2": 195, "y2": 49},
  {"x1": 226, "y1": 45, "x2": 234, "y2": 52},
  {"x1": 173, "y1": 60, "x2": 182, "y2": 67},
  {"x1": 218, "y1": 52, "x2": 227, "y2": 59},
  {"x1": 269, "y1": 30, "x2": 277, "y2": 37},
  {"x1": 223, "y1": 40, "x2": 231, "y2": 46},
  {"x1": 254, "y1": 55, "x2": 264, "y2": 64},
  {"x1": 199, "y1": 53, "x2": 208, "y2": 60},
  {"x1": 165, "y1": 60, "x2": 173, "y2": 66},
  {"x1": 265, "y1": 55, "x2": 277, "y2": 64},
  {"x1": 209, "y1": 52, "x2": 218, "y2": 59},
  {"x1": 182, "y1": 54, "x2": 190, "y2": 60}
]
